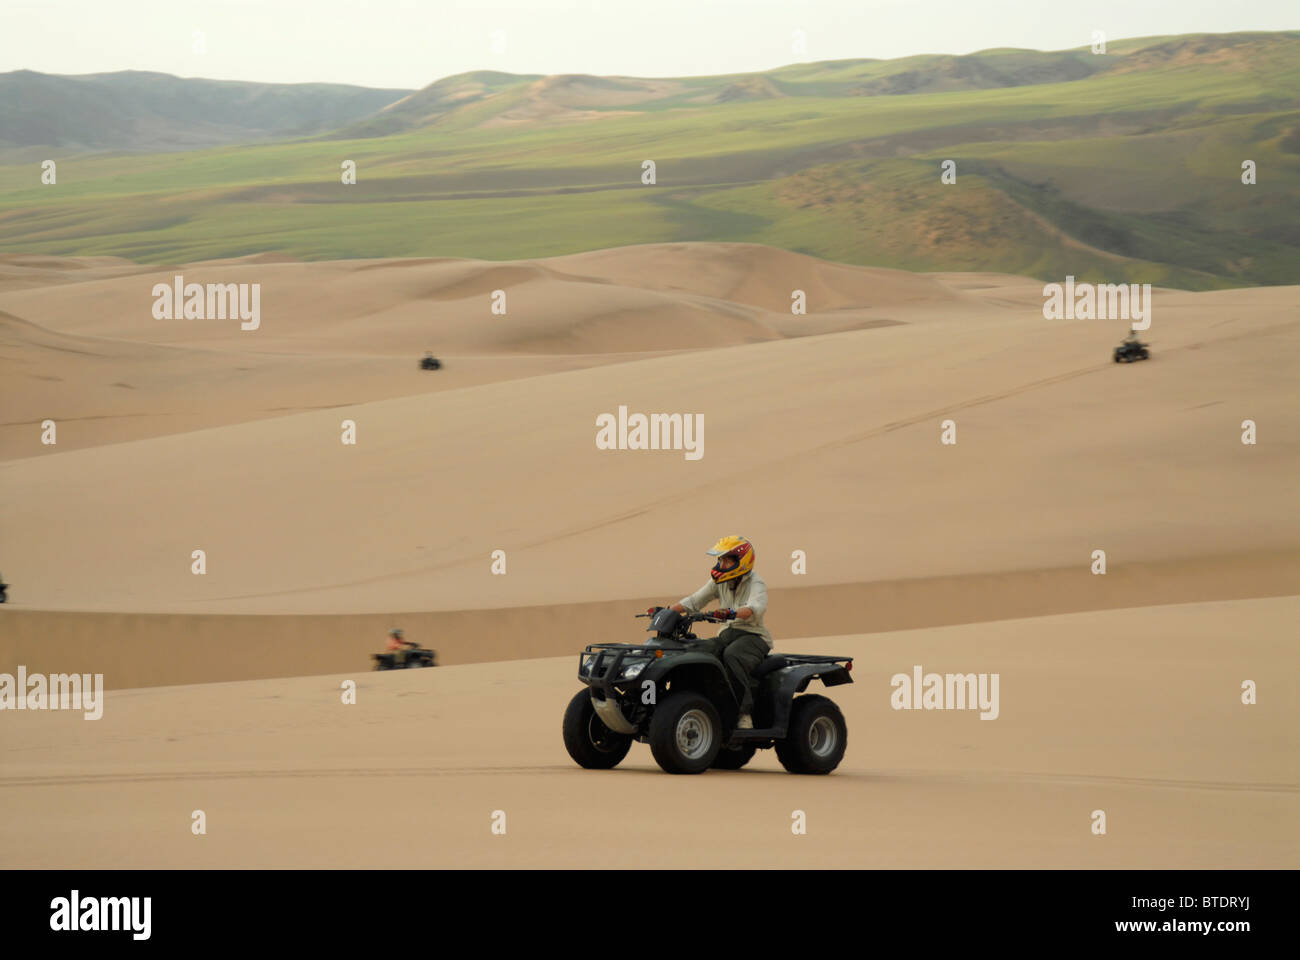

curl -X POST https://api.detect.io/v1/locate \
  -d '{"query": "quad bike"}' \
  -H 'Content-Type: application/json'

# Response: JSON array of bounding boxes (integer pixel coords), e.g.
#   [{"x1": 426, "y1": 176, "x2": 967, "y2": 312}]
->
[
  {"x1": 420, "y1": 354, "x2": 442, "y2": 370},
  {"x1": 0, "y1": 573, "x2": 7, "y2": 603},
  {"x1": 563, "y1": 607, "x2": 853, "y2": 775},
  {"x1": 372, "y1": 644, "x2": 437, "y2": 670},
  {"x1": 1113, "y1": 337, "x2": 1150, "y2": 363}
]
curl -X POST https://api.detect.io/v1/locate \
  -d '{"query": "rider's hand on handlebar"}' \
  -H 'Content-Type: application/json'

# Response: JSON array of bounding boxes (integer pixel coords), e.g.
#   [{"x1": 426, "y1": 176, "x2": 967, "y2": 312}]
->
[{"x1": 711, "y1": 608, "x2": 737, "y2": 621}]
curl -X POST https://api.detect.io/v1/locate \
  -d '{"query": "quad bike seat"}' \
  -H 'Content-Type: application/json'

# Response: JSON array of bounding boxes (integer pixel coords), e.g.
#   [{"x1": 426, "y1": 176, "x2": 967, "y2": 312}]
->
[{"x1": 753, "y1": 655, "x2": 793, "y2": 679}]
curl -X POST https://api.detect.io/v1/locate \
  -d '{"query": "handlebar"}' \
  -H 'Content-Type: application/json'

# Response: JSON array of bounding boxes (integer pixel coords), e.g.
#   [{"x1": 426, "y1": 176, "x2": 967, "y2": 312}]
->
[{"x1": 636, "y1": 608, "x2": 727, "y2": 623}]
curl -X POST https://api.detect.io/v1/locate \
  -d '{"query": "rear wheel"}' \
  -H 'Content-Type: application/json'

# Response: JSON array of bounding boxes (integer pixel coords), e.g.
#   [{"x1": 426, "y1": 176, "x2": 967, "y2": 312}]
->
[
  {"x1": 712, "y1": 744, "x2": 758, "y2": 770},
  {"x1": 563, "y1": 690, "x2": 632, "y2": 769},
  {"x1": 649, "y1": 692, "x2": 722, "y2": 774},
  {"x1": 775, "y1": 695, "x2": 847, "y2": 774}
]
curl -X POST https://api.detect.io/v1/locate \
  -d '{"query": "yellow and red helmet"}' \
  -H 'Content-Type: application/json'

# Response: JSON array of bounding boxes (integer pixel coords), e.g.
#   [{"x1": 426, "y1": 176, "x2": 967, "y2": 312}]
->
[{"x1": 707, "y1": 535, "x2": 754, "y2": 584}]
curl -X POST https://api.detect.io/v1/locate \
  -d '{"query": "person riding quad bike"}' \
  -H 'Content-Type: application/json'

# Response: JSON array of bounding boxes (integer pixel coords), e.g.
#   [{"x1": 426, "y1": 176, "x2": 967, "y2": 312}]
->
[
  {"x1": 664, "y1": 535, "x2": 769, "y2": 730},
  {"x1": 563, "y1": 598, "x2": 853, "y2": 774},
  {"x1": 385, "y1": 628, "x2": 414, "y2": 666},
  {"x1": 1114, "y1": 329, "x2": 1150, "y2": 363},
  {"x1": 420, "y1": 352, "x2": 441, "y2": 370},
  {"x1": 372, "y1": 629, "x2": 437, "y2": 669}
]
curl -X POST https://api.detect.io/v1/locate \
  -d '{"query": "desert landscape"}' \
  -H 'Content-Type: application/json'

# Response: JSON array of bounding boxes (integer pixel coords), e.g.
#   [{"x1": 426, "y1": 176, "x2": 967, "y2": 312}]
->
[
  {"x1": 1, "y1": 243, "x2": 1296, "y2": 867},
  {"x1": 1, "y1": 22, "x2": 1298, "y2": 871}
]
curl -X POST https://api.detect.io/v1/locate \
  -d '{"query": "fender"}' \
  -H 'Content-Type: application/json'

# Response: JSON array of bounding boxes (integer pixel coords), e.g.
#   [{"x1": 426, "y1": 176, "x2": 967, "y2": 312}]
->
[
  {"x1": 764, "y1": 664, "x2": 854, "y2": 737},
  {"x1": 642, "y1": 653, "x2": 733, "y2": 704}
]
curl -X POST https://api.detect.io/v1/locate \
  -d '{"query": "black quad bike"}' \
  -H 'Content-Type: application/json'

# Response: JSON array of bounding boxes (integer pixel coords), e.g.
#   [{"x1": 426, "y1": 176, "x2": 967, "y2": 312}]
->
[
  {"x1": 420, "y1": 354, "x2": 442, "y2": 370},
  {"x1": 0, "y1": 573, "x2": 7, "y2": 603},
  {"x1": 372, "y1": 645, "x2": 437, "y2": 670},
  {"x1": 563, "y1": 607, "x2": 853, "y2": 775},
  {"x1": 1113, "y1": 337, "x2": 1150, "y2": 363}
]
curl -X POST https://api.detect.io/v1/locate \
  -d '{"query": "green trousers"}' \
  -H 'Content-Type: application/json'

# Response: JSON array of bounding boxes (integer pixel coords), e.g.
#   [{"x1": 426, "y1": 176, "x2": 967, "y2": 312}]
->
[{"x1": 693, "y1": 627, "x2": 768, "y2": 713}]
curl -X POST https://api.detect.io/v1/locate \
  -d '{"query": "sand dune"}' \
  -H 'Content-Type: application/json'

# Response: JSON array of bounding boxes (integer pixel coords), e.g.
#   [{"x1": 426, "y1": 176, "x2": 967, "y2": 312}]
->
[
  {"x1": 1, "y1": 263, "x2": 1295, "y2": 614},
  {"x1": 2, "y1": 245, "x2": 957, "y2": 456},
  {"x1": 545, "y1": 242, "x2": 978, "y2": 313},
  {"x1": 1, "y1": 243, "x2": 1294, "y2": 869},
  {"x1": 0, "y1": 306, "x2": 651, "y2": 457},
  {"x1": 2, "y1": 597, "x2": 1294, "y2": 868},
  {"x1": 0, "y1": 254, "x2": 147, "y2": 290},
  {"x1": 1, "y1": 549, "x2": 1296, "y2": 690},
  {"x1": 0, "y1": 244, "x2": 942, "y2": 354}
]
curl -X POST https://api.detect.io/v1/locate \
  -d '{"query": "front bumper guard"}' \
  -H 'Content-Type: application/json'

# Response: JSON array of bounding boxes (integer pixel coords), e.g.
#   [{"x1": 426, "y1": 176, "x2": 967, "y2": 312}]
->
[
  {"x1": 591, "y1": 693, "x2": 637, "y2": 734},
  {"x1": 580, "y1": 644, "x2": 657, "y2": 735}
]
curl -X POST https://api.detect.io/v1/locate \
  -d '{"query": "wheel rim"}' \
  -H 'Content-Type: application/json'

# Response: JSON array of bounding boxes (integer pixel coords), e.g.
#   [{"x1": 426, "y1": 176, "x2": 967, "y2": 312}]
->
[
  {"x1": 675, "y1": 709, "x2": 714, "y2": 760},
  {"x1": 808, "y1": 716, "x2": 838, "y2": 757}
]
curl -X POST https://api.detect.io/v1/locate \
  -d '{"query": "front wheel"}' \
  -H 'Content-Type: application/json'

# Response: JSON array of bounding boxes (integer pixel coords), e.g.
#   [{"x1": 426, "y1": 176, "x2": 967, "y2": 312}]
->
[
  {"x1": 563, "y1": 690, "x2": 632, "y2": 769},
  {"x1": 775, "y1": 695, "x2": 847, "y2": 774},
  {"x1": 649, "y1": 691, "x2": 722, "y2": 774}
]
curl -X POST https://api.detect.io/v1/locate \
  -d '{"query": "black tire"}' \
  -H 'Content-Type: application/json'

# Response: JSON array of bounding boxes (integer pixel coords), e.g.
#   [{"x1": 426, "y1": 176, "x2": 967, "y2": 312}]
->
[
  {"x1": 648, "y1": 691, "x2": 722, "y2": 774},
  {"x1": 775, "y1": 695, "x2": 847, "y2": 774},
  {"x1": 563, "y1": 690, "x2": 632, "y2": 769},
  {"x1": 712, "y1": 744, "x2": 758, "y2": 770}
]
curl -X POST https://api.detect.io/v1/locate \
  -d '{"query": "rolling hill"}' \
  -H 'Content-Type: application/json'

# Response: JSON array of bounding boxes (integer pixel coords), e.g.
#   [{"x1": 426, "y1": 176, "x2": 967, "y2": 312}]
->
[
  {"x1": 0, "y1": 70, "x2": 411, "y2": 151},
  {"x1": 0, "y1": 32, "x2": 1297, "y2": 286}
]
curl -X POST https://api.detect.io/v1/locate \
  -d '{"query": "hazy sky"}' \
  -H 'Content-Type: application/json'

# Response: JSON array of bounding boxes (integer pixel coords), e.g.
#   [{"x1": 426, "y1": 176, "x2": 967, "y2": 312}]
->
[{"x1": 2, "y1": 0, "x2": 1296, "y2": 90}]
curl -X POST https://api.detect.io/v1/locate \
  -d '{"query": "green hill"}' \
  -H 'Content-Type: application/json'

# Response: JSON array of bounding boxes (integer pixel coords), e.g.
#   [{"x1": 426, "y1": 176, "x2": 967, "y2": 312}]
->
[
  {"x1": 0, "y1": 71, "x2": 412, "y2": 151},
  {"x1": 1, "y1": 31, "x2": 1297, "y2": 288}
]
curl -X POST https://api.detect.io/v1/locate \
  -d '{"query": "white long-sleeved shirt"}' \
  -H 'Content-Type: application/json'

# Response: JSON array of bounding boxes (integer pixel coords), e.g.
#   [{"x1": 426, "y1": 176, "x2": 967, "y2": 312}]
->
[{"x1": 678, "y1": 571, "x2": 772, "y2": 649}]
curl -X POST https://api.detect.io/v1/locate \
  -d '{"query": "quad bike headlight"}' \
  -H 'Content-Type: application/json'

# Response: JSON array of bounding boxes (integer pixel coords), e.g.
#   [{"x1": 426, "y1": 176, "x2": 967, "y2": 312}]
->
[{"x1": 619, "y1": 660, "x2": 647, "y2": 680}]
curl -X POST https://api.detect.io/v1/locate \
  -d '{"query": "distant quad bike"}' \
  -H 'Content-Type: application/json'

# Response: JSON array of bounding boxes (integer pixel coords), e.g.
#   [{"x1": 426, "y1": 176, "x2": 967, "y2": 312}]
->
[
  {"x1": 0, "y1": 573, "x2": 7, "y2": 603},
  {"x1": 563, "y1": 607, "x2": 853, "y2": 775},
  {"x1": 420, "y1": 354, "x2": 442, "y2": 370},
  {"x1": 372, "y1": 646, "x2": 437, "y2": 670},
  {"x1": 1113, "y1": 337, "x2": 1150, "y2": 363}
]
